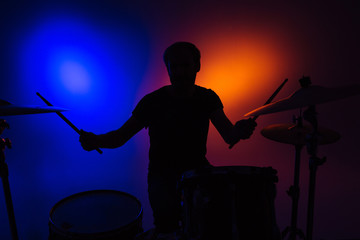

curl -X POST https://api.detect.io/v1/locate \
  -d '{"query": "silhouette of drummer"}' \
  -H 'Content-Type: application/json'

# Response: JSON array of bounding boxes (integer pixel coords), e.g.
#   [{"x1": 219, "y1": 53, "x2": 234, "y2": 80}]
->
[{"x1": 79, "y1": 42, "x2": 257, "y2": 239}]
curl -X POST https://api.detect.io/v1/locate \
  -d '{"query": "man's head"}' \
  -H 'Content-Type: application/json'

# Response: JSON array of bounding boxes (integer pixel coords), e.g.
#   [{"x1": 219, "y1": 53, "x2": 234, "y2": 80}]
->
[{"x1": 163, "y1": 42, "x2": 201, "y2": 91}]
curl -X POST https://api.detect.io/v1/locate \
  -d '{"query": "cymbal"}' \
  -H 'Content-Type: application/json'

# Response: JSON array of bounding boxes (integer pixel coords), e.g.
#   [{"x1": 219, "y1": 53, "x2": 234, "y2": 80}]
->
[
  {"x1": 245, "y1": 84, "x2": 360, "y2": 117},
  {"x1": 261, "y1": 123, "x2": 341, "y2": 145},
  {"x1": 0, "y1": 99, "x2": 67, "y2": 116}
]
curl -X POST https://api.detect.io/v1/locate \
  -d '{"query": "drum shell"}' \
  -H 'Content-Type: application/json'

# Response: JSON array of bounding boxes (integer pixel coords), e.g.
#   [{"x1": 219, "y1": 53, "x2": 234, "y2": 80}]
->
[
  {"x1": 180, "y1": 166, "x2": 280, "y2": 240},
  {"x1": 48, "y1": 190, "x2": 143, "y2": 240}
]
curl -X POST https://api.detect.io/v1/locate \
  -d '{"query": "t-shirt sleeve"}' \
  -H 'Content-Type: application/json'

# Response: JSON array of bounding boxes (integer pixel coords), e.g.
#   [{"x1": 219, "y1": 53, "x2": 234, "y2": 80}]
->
[
  {"x1": 207, "y1": 89, "x2": 224, "y2": 114},
  {"x1": 132, "y1": 94, "x2": 152, "y2": 128}
]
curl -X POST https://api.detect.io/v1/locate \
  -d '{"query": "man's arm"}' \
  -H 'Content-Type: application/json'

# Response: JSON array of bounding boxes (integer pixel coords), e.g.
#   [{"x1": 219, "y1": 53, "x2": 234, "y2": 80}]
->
[
  {"x1": 79, "y1": 115, "x2": 144, "y2": 151},
  {"x1": 210, "y1": 108, "x2": 257, "y2": 146}
]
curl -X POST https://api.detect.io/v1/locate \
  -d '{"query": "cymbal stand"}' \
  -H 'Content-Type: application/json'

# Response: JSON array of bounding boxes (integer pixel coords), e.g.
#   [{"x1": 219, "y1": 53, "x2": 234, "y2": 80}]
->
[
  {"x1": 282, "y1": 115, "x2": 305, "y2": 240},
  {"x1": 0, "y1": 119, "x2": 19, "y2": 240},
  {"x1": 303, "y1": 106, "x2": 326, "y2": 240}
]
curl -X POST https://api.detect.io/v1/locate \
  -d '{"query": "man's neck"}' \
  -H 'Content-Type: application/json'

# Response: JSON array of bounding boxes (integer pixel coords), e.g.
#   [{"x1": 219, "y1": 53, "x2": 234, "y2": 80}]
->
[{"x1": 170, "y1": 85, "x2": 196, "y2": 98}]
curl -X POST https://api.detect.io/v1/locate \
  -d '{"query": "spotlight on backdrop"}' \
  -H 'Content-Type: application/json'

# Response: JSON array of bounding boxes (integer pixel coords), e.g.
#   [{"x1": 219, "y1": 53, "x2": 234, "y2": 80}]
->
[
  {"x1": 14, "y1": 13, "x2": 149, "y2": 119},
  {"x1": 17, "y1": 17, "x2": 115, "y2": 110}
]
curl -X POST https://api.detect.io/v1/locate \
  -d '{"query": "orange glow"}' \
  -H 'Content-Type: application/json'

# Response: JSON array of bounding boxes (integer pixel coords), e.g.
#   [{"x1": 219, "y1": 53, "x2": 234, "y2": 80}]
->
[{"x1": 197, "y1": 33, "x2": 289, "y2": 113}]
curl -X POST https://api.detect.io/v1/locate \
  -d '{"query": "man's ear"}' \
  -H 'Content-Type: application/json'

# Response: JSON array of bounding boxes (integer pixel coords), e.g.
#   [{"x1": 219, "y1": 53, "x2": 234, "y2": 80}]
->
[
  {"x1": 166, "y1": 62, "x2": 171, "y2": 74},
  {"x1": 195, "y1": 62, "x2": 201, "y2": 72}
]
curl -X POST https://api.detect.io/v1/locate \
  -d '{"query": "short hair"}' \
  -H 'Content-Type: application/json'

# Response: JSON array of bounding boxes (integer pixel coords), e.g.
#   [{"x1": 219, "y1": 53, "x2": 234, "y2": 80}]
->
[{"x1": 163, "y1": 42, "x2": 201, "y2": 67}]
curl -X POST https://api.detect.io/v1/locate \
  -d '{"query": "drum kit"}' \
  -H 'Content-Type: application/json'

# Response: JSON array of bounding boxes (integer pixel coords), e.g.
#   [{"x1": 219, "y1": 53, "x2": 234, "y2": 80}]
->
[{"x1": 1, "y1": 77, "x2": 359, "y2": 240}]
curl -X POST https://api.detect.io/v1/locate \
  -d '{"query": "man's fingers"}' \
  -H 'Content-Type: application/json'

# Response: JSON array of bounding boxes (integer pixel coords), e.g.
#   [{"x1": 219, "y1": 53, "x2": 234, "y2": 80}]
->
[{"x1": 79, "y1": 130, "x2": 98, "y2": 151}]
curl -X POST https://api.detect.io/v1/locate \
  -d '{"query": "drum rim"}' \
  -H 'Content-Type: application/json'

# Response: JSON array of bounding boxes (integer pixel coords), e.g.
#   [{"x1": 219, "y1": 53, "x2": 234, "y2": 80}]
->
[
  {"x1": 180, "y1": 165, "x2": 278, "y2": 184},
  {"x1": 182, "y1": 165, "x2": 277, "y2": 176},
  {"x1": 49, "y1": 189, "x2": 143, "y2": 237}
]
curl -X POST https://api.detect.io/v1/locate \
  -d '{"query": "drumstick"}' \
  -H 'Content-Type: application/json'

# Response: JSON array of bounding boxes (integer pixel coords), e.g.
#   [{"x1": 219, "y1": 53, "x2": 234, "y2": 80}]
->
[
  {"x1": 229, "y1": 78, "x2": 288, "y2": 149},
  {"x1": 36, "y1": 92, "x2": 103, "y2": 154}
]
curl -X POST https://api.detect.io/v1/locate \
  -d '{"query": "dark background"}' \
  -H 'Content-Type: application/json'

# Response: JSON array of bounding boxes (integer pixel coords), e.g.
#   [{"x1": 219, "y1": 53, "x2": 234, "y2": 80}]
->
[{"x1": 1, "y1": 1, "x2": 359, "y2": 239}]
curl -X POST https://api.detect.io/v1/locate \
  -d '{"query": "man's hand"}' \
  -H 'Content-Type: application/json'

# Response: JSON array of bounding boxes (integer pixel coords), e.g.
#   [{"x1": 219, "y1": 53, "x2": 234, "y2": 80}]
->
[
  {"x1": 235, "y1": 118, "x2": 257, "y2": 140},
  {"x1": 228, "y1": 118, "x2": 257, "y2": 149},
  {"x1": 79, "y1": 130, "x2": 100, "y2": 151},
  {"x1": 210, "y1": 108, "x2": 257, "y2": 148}
]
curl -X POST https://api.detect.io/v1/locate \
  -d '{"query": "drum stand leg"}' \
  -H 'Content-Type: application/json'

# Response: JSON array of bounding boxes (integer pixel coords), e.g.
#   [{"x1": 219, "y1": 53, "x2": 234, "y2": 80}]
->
[
  {"x1": 305, "y1": 155, "x2": 325, "y2": 240},
  {"x1": 282, "y1": 145, "x2": 305, "y2": 240},
  {"x1": 303, "y1": 105, "x2": 326, "y2": 240},
  {"x1": 0, "y1": 120, "x2": 19, "y2": 240}
]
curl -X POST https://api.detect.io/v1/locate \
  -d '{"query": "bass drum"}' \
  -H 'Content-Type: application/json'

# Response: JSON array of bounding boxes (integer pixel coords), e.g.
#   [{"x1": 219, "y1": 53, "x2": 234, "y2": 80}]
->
[
  {"x1": 49, "y1": 190, "x2": 143, "y2": 240},
  {"x1": 180, "y1": 166, "x2": 281, "y2": 240}
]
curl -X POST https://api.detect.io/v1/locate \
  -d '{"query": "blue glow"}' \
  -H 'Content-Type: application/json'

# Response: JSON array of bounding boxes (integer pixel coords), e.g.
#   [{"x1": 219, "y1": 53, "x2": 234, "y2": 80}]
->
[
  {"x1": 59, "y1": 61, "x2": 91, "y2": 94},
  {"x1": 15, "y1": 14, "x2": 149, "y2": 114},
  {"x1": 1, "y1": 8, "x2": 151, "y2": 239},
  {"x1": 48, "y1": 46, "x2": 103, "y2": 99},
  {"x1": 18, "y1": 18, "x2": 110, "y2": 108}
]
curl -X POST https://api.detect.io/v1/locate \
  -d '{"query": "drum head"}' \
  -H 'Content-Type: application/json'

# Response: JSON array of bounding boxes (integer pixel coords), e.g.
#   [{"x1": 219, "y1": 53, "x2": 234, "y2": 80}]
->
[{"x1": 49, "y1": 190, "x2": 142, "y2": 237}]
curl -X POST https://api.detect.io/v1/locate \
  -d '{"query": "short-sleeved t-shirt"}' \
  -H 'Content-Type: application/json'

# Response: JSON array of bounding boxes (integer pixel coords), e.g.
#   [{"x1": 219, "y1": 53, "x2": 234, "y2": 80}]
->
[{"x1": 132, "y1": 85, "x2": 223, "y2": 177}]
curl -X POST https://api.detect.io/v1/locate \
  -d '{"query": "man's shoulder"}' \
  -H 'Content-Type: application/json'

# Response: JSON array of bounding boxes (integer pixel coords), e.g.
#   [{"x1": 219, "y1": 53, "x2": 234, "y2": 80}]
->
[
  {"x1": 195, "y1": 85, "x2": 223, "y2": 108},
  {"x1": 142, "y1": 85, "x2": 170, "y2": 100},
  {"x1": 195, "y1": 85, "x2": 218, "y2": 97},
  {"x1": 133, "y1": 86, "x2": 170, "y2": 118}
]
